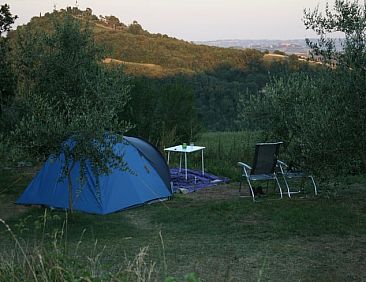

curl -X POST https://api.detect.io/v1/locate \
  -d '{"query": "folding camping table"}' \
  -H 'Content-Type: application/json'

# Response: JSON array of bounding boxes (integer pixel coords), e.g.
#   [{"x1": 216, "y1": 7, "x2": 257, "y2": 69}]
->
[{"x1": 164, "y1": 145, "x2": 205, "y2": 180}]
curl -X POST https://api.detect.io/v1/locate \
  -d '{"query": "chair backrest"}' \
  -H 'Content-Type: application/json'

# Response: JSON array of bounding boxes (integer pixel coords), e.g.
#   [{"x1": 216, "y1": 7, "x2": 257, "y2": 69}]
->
[{"x1": 251, "y1": 142, "x2": 282, "y2": 175}]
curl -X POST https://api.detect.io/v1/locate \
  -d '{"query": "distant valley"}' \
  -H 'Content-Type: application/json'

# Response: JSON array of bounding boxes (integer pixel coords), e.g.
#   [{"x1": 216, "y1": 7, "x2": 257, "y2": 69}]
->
[
  {"x1": 196, "y1": 38, "x2": 344, "y2": 57},
  {"x1": 195, "y1": 39, "x2": 311, "y2": 56}
]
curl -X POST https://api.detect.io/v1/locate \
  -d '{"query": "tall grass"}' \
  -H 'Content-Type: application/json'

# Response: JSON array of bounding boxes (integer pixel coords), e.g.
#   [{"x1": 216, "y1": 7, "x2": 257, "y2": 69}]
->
[
  {"x1": 198, "y1": 131, "x2": 262, "y2": 180},
  {"x1": 0, "y1": 212, "x2": 202, "y2": 282},
  {"x1": 0, "y1": 214, "x2": 159, "y2": 281},
  {"x1": 165, "y1": 130, "x2": 262, "y2": 180}
]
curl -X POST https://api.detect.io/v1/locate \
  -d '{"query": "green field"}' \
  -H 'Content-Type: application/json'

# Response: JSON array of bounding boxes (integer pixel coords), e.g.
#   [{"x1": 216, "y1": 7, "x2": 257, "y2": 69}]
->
[
  {"x1": 168, "y1": 131, "x2": 262, "y2": 181},
  {"x1": 0, "y1": 132, "x2": 365, "y2": 281}
]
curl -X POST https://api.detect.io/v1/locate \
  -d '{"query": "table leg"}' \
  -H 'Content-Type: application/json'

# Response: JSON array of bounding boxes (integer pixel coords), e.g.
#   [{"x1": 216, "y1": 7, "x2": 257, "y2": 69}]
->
[
  {"x1": 202, "y1": 150, "x2": 205, "y2": 176},
  {"x1": 167, "y1": 151, "x2": 170, "y2": 165},
  {"x1": 185, "y1": 152, "x2": 187, "y2": 180},
  {"x1": 179, "y1": 153, "x2": 182, "y2": 172}
]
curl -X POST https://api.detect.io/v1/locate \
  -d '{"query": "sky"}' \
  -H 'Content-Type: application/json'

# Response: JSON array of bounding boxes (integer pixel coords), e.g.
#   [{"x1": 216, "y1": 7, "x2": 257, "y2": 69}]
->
[{"x1": 5, "y1": 0, "x2": 336, "y2": 41}]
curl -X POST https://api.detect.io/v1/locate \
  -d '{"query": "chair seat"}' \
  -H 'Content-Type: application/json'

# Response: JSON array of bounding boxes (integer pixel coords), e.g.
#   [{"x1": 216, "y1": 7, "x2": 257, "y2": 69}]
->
[
  {"x1": 283, "y1": 171, "x2": 306, "y2": 178},
  {"x1": 249, "y1": 174, "x2": 276, "y2": 181}
]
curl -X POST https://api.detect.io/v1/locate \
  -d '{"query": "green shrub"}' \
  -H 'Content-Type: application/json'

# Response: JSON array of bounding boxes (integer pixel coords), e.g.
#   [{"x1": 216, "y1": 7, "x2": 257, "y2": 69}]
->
[
  {"x1": 242, "y1": 1, "x2": 366, "y2": 175},
  {"x1": 244, "y1": 69, "x2": 366, "y2": 175}
]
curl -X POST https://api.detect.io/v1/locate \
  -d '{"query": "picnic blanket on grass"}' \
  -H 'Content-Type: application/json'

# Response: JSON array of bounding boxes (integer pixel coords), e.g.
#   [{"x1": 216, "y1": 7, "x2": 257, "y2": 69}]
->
[{"x1": 170, "y1": 168, "x2": 229, "y2": 193}]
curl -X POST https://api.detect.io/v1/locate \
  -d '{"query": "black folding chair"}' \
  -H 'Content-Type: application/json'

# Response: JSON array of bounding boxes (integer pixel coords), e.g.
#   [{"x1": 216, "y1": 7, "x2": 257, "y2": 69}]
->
[{"x1": 238, "y1": 142, "x2": 283, "y2": 202}]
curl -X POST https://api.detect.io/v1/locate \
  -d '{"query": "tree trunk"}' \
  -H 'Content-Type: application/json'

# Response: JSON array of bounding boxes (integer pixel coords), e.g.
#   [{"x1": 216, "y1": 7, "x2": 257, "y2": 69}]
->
[
  {"x1": 66, "y1": 161, "x2": 76, "y2": 213},
  {"x1": 362, "y1": 157, "x2": 366, "y2": 174},
  {"x1": 67, "y1": 171, "x2": 73, "y2": 213}
]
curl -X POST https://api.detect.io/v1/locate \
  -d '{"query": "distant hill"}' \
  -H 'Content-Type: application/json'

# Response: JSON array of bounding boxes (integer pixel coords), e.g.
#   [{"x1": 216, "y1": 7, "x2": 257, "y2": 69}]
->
[
  {"x1": 195, "y1": 39, "x2": 311, "y2": 56},
  {"x1": 196, "y1": 38, "x2": 345, "y2": 57},
  {"x1": 11, "y1": 7, "x2": 308, "y2": 78}
]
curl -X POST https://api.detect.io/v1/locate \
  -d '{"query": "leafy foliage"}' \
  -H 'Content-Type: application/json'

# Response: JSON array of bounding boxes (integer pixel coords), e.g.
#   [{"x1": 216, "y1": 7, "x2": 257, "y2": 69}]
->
[
  {"x1": 0, "y1": 4, "x2": 17, "y2": 129},
  {"x1": 244, "y1": 0, "x2": 366, "y2": 174},
  {"x1": 0, "y1": 4, "x2": 17, "y2": 35},
  {"x1": 126, "y1": 76, "x2": 200, "y2": 148},
  {"x1": 304, "y1": 0, "x2": 366, "y2": 70},
  {"x1": 9, "y1": 15, "x2": 131, "y2": 209},
  {"x1": 0, "y1": 38, "x2": 16, "y2": 120}
]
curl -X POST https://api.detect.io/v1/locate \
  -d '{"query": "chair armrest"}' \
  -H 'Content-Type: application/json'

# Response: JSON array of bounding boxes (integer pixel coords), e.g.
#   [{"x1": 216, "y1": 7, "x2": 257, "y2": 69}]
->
[
  {"x1": 238, "y1": 162, "x2": 252, "y2": 177},
  {"x1": 277, "y1": 160, "x2": 288, "y2": 168},
  {"x1": 278, "y1": 160, "x2": 305, "y2": 173},
  {"x1": 276, "y1": 160, "x2": 288, "y2": 174},
  {"x1": 238, "y1": 162, "x2": 252, "y2": 170}
]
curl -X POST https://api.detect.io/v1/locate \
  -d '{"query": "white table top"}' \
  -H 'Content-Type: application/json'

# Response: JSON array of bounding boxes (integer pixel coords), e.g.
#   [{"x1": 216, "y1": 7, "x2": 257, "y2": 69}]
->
[{"x1": 164, "y1": 145, "x2": 205, "y2": 153}]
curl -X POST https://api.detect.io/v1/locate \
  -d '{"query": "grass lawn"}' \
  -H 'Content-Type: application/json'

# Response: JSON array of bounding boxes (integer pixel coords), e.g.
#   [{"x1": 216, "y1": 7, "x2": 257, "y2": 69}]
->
[{"x1": 0, "y1": 132, "x2": 365, "y2": 281}]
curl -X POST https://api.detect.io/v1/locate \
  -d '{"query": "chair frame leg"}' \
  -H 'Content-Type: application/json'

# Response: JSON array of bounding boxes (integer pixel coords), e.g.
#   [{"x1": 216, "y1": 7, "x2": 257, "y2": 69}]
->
[
  {"x1": 274, "y1": 176, "x2": 283, "y2": 198},
  {"x1": 309, "y1": 176, "x2": 318, "y2": 195},
  {"x1": 240, "y1": 176, "x2": 284, "y2": 202},
  {"x1": 282, "y1": 175, "x2": 318, "y2": 197},
  {"x1": 239, "y1": 178, "x2": 255, "y2": 201},
  {"x1": 246, "y1": 179, "x2": 256, "y2": 202},
  {"x1": 281, "y1": 174, "x2": 292, "y2": 198}
]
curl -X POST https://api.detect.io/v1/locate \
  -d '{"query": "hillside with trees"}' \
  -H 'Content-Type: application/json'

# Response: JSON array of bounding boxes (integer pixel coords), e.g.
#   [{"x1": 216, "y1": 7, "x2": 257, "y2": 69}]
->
[
  {"x1": 6, "y1": 7, "x2": 318, "y2": 141},
  {"x1": 11, "y1": 7, "x2": 286, "y2": 73}
]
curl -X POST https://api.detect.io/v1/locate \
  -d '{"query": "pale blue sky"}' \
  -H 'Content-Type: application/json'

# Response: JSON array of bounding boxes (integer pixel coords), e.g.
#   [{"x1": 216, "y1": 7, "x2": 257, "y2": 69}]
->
[{"x1": 6, "y1": 0, "x2": 335, "y2": 41}]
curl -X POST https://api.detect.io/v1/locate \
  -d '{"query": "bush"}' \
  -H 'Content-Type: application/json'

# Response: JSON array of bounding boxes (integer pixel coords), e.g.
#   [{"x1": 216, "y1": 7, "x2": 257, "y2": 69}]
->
[
  {"x1": 243, "y1": 1, "x2": 366, "y2": 176},
  {"x1": 244, "y1": 69, "x2": 366, "y2": 175}
]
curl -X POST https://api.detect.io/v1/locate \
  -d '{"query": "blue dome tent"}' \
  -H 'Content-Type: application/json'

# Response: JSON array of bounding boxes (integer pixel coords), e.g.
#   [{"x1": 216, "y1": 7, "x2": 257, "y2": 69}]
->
[{"x1": 16, "y1": 136, "x2": 172, "y2": 214}]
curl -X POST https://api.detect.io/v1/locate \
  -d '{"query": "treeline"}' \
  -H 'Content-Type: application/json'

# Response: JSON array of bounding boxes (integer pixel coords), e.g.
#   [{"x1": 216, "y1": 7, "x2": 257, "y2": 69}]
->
[
  {"x1": 6, "y1": 8, "x2": 319, "y2": 132},
  {"x1": 124, "y1": 59, "x2": 317, "y2": 142},
  {"x1": 127, "y1": 57, "x2": 317, "y2": 132}
]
